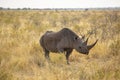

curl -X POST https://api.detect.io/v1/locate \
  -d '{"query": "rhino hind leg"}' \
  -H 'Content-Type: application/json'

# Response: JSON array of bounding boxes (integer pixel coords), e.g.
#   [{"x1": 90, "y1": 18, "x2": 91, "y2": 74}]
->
[{"x1": 44, "y1": 49, "x2": 50, "y2": 60}]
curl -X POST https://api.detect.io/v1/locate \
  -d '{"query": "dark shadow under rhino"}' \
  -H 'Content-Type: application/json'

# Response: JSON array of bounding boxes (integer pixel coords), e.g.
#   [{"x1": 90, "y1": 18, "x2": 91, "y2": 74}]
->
[{"x1": 40, "y1": 28, "x2": 98, "y2": 64}]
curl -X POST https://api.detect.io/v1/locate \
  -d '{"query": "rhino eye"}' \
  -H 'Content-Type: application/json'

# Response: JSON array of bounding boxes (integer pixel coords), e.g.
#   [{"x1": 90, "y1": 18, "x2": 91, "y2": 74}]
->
[{"x1": 74, "y1": 37, "x2": 78, "y2": 40}]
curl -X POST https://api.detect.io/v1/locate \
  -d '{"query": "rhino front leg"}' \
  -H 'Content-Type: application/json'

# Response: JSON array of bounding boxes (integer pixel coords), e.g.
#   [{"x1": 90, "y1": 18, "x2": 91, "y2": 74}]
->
[{"x1": 65, "y1": 49, "x2": 73, "y2": 65}]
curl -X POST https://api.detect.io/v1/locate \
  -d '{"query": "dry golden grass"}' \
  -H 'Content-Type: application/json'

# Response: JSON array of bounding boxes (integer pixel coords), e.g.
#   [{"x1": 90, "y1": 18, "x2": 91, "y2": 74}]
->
[{"x1": 0, "y1": 10, "x2": 120, "y2": 80}]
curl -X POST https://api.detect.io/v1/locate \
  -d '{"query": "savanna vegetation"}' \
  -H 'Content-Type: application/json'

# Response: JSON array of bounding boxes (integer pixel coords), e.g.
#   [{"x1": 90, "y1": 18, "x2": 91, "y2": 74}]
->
[{"x1": 0, "y1": 10, "x2": 120, "y2": 80}]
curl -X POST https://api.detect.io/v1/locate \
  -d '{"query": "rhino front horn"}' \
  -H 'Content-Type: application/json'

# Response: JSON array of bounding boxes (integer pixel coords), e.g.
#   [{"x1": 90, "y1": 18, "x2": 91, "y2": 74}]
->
[{"x1": 87, "y1": 39, "x2": 98, "y2": 50}]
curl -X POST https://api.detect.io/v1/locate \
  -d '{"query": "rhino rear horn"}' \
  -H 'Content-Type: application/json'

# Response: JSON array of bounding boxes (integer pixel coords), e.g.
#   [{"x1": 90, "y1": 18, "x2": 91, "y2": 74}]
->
[
  {"x1": 83, "y1": 37, "x2": 89, "y2": 45},
  {"x1": 87, "y1": 39, "x2": 98, "y2": 50},
  {"x1": 84, "y1": 35, "x2": 91, "y2": 45}
]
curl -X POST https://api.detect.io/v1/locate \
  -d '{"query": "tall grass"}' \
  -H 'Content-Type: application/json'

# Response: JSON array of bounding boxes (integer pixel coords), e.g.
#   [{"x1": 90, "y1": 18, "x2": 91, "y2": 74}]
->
[{"x1": 0, "y1": 10, "x2": 120, "y2": 80}]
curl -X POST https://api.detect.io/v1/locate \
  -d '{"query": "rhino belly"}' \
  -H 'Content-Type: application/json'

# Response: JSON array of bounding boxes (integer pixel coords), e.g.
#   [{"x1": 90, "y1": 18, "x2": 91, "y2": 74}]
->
[{"x1": 45, "y1": 41, "x2": 59, "y2": 52}]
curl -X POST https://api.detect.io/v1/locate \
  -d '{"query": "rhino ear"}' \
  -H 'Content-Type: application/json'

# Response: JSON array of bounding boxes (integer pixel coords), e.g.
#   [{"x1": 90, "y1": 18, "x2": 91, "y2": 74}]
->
[{"x1": 81, "y1": 35, "x2": 85, "y2": 40}]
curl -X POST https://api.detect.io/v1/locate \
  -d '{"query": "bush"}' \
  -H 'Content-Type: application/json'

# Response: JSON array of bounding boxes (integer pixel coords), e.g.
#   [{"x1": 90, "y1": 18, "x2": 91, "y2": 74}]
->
[{"x1": 109, "y1": 39, "x2": 120, "y2": 56}]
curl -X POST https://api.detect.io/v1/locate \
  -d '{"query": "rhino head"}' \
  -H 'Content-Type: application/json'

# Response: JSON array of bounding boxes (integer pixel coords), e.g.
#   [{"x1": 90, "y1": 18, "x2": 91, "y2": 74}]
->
[{"x1": 73, "y1": 36, "x2": 98, "y2": 55}]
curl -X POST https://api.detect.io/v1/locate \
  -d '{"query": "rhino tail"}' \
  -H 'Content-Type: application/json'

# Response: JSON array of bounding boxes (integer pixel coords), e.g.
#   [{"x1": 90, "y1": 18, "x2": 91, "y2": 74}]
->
[{"x1": 40, "y1": 35, "x2": 45, "y2": 48}]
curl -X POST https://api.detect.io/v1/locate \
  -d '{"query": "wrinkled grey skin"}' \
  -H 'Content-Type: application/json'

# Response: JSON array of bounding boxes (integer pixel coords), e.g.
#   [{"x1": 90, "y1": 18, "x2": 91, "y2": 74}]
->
[{"x1": 40, "y1": 28, "x2": 98, "y2": 64}]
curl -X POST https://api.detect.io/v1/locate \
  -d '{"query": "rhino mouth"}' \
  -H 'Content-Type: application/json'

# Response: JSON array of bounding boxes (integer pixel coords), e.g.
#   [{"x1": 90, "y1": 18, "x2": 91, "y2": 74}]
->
[
  {"x1": 85, "y1": 52, "x2": 89, "y2": 55},
  {"x1": 76, "y1": 49, "x2": 89, "y2": 55},
  {"x1": 80, "y1": 51, "x2": 89, "y2": 55}
]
